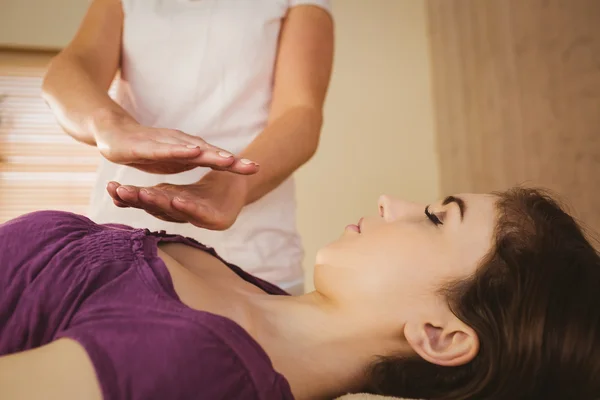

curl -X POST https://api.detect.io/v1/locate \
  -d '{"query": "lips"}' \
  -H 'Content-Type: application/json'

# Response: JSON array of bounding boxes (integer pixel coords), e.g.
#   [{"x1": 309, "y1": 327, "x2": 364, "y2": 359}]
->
[
  {"x1": 344, "y1": 224, "x2": 357, "y2": 233},
  {"x1": 346, "y1": 218, "x2": 363, "y2": 233}
]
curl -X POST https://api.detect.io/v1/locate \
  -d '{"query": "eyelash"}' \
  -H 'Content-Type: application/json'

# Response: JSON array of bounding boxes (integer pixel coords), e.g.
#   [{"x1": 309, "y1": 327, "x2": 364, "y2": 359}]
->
[{"x1": 425, "y1": 206, "x2": 443, "y2": 226}]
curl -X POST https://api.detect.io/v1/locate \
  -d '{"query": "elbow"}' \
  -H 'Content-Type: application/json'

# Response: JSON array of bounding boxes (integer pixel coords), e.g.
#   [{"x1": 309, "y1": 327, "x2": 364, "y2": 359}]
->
[
  {"x1": 311, "y1": 107, "x2": 324, "y2": 146},
  {"x1": 272, "y1": 104, "x2": 324, "y2": 164},
  {"x1": 41, "y1": 78, "x2": 53, "y2": 104},
  {"x1": 306, "y1": 128, "x2": 320, "y2": 161},
  {"x1": 41, "y1": 67, "x2": 52, "y2": 102},
  {"x1": 302, "y1": 109, "x2": 323, "y2": 163},
  {"x1": 303, "y1": 145, "x2": 318, "y2": 166},
  {"x1": 41, "y1": 54, "x2": 64, "y2": 102}
]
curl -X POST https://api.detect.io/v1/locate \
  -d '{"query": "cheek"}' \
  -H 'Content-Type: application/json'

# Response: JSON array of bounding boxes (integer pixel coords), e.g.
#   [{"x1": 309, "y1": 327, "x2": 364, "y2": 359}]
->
[
  {"x1": 368, "y1": 239, "x2": 453, "y2": 300},
  {"x1": 373, "y1": 251, "x2": 434, "y2": 292},
  {"x1": 317, "y1": 226, "x2": 428, "y2": 275},
  {"x1": 448, "y1": 235, "x2": 493, "y2": 278},
  {"x1": 314, "y1": 235, "x2": 392, "y2": 298}
]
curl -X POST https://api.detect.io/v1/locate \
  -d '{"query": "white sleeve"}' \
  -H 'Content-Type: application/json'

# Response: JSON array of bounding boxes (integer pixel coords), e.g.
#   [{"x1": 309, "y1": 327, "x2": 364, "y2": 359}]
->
[{"x1": 289, "y1": 0, "x2": 332, "y2": 15}]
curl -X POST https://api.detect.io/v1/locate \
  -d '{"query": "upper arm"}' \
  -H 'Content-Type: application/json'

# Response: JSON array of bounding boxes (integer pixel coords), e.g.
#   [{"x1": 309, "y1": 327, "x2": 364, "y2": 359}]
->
[
  {"x1": 0, "y1": 339, "x2": 102, "y2": 400},
  {"x1": 269, "y1": 4, "x2": 334, "y2": 121},
  {"x1": 52, "y1": 0, "x2": 124, "y2": 89}
]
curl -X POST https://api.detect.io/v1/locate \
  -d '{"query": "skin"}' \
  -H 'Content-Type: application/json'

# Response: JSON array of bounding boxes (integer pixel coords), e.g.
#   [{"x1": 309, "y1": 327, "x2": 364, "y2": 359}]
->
[
  {"x1": 0, "y1": 192, "x2": 498, "y2": 400},
  {"x1": 42, "y1": 0, "x2": 334, "y2": 230}
]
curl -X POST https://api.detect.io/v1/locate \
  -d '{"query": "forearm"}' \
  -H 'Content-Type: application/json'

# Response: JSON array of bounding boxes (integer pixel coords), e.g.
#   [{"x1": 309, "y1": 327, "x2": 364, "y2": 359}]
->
[
  {"x1": 42, "y1": 53, "x2": 134, "y2": 146},
  {"x1": 238, "y1": 106, "x2": 322, "y2": 204},
  {"x1": 0, "y1": 339, "x2": 102, "y2": 400},
  {"x1": 221, "y1": 4, "x2": 332, "y2": 205}
]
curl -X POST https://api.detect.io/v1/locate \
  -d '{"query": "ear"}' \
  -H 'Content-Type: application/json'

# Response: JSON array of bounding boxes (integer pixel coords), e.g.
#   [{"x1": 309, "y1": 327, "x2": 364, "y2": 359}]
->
[{"x1": 404, "y1": 317, "x2": 479, "y2": 367}]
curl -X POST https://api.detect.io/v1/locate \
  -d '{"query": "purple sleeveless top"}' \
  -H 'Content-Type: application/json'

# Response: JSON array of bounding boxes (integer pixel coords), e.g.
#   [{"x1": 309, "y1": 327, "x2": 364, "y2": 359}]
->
[{"x1": 0, "y1": 211, "x2": 294, "y2": 400}]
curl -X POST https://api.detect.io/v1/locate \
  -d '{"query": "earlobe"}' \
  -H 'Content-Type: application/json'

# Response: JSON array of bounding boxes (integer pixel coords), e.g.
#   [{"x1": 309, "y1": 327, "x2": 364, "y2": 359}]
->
[{"x1": 404, "y1": 319, "x2": 479, "y2": 367}]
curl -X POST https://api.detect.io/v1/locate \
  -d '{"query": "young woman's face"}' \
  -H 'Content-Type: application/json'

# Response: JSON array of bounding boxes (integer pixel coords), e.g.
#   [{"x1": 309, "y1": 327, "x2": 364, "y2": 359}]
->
[{"x1": 314, "y1": 193, "x2": 498, "y2": 331}]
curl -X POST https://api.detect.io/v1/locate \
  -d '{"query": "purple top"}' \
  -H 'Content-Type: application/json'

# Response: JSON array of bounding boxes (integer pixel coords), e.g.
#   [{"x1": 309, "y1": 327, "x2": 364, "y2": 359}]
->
[{"x1": 0, "y1": 211, "x2": 294, "y2": 400}]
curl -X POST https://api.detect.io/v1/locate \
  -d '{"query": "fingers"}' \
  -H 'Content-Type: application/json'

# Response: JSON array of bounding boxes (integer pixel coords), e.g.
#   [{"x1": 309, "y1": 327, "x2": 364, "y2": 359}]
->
[
  {"x1": 166, "y1": 130, "x2": 260, "y2": 175},
  {"x1": 108, "y1": 182, "x2": 184, "y2": 222},
  {"x1": 183, "y1": 152, "x2": 260, "y2": 175},
  {"x1": 166, "y1": 130, "x2": 238, "y2": 164},
  {"x1": 106, "y1": 181, "x2": 131, "y2": 208},
  {"x1": 136, "y1": 188, "x2": 226, "y2": 229},
  {"x1": 107, "y1": 126, "x2": 260, "y2": 176},
  {"x1": 137, "y1": 188, "x2": 189, "y2": 222},
  {"x1": 108, "y1": 182, "x2": 182, "y2": 223},
  {"x1": 137, "y1": 191, "x2": 184, "y2": 223},
  {"x1": 129, "y1": 142, "x2": 205, "y2": 163},
  {"x1": 117, "y1": 128, "x2": 260, "y2": 175},
  {"x1": 127, "y1": 185, "x2": 226, "y2": 229},
  {"x1": 107, "y1": 182, "x2": 233, "y2": 230},
  {"x1": 130, "y1": 140, "x2": 259, "y2": 174},
  {"x1": 114, "y1": 184, "x2": 143, "y2": 208},
  {"x1": 222, "y1": 158, "x2": 260, "y2": 175}
]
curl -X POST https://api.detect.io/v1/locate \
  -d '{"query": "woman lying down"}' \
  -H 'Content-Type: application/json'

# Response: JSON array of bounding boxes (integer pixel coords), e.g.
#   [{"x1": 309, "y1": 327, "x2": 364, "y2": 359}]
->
[{"x1": 0, "y1": 187, "x2": 599, "y2": 400}]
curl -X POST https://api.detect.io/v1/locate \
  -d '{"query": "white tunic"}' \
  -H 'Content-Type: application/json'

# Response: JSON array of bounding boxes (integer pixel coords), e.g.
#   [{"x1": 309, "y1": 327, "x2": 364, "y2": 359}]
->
[{"x1": 88, "y1": 0, "x2": 332, "y2": 289}]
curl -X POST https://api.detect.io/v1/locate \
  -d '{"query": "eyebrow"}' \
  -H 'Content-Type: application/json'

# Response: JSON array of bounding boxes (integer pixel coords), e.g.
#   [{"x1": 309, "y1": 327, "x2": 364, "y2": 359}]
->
[{"x1": 442, "y1": 195, "x2": 466, "y2": 221}]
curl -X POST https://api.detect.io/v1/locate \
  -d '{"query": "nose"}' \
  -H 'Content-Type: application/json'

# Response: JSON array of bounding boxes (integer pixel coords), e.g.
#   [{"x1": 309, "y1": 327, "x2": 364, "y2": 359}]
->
[{"x1": 378, "y1": 195, "x2": 424, "y2": 222}]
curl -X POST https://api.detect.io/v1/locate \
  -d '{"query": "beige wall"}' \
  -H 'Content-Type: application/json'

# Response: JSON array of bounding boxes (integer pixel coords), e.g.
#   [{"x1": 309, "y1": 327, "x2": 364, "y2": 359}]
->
[
  {"x1": 0, "y1": 0, "x2": 440, "y2": 291},
  {"x1": 0, "y1": 0, "x2": 89, "y2": 49}
]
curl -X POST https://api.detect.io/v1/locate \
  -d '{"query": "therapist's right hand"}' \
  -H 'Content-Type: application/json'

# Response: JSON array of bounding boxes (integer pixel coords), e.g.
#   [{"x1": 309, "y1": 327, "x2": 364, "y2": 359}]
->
[{"x1": 92, "y1": 115, "x2": 259, "y2": 175}]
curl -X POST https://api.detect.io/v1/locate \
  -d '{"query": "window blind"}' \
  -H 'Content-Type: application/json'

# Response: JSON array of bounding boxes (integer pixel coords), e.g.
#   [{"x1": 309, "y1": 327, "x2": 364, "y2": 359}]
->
[{"x1": 0, "y1": 49, "x2": 116, "y2": 223}]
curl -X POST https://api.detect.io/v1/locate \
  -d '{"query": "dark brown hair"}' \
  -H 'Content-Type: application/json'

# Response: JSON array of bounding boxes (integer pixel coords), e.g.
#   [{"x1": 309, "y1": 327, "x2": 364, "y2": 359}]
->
[{"x1": 366, "y1": 187, "x2": 600, "y2": 400}]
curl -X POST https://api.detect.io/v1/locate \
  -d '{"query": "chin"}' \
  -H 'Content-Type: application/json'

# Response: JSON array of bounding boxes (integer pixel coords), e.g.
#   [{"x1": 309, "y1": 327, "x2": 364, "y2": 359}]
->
[
  {"x1": 315, "y1": 246, "x2": 329, "y2": 266},
  {"x1": 315, "y1": 233, "x2": 343, "y2": 262}
]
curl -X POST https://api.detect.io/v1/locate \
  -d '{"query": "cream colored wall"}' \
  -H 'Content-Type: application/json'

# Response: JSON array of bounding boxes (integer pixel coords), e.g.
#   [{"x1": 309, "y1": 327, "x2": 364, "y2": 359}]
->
[
  {"x1": 298, "y1": 0, "x2": 439, "y2": 290},
  {"x1": 0, "y1": 0, "x2": 89, "y2": 49},
  {"x1": 0, "y1": 0, "x2": 440, "y2": 291}
]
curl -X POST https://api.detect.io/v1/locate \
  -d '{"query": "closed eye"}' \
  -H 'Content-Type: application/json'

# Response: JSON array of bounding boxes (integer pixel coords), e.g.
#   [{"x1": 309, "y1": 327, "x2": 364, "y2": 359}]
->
[{"x1": 425, "y1": 206, "x2": 443, "y2": 226}]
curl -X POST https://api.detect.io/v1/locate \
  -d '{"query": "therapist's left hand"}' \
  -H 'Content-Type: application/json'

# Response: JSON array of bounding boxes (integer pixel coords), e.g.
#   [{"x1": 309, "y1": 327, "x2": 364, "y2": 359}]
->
[{"x1": 106, "y1": 171, "x2": 248, "y2": 230}]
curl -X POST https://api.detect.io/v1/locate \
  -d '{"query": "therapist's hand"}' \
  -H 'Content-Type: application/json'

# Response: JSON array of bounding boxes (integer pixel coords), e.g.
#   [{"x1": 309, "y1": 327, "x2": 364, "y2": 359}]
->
[
  {"x1": 106, "y1": 171, "x2": 248, "y2": 230},
  {"x1": 93, "y1": 116, "x2": 259, "y2": 175}
]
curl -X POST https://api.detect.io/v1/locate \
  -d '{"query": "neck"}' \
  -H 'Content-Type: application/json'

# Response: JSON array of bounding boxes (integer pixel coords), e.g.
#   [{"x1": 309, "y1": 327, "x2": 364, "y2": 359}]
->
[{"x1": 244, "y1": 291, "x2": 406, "y2": 400}]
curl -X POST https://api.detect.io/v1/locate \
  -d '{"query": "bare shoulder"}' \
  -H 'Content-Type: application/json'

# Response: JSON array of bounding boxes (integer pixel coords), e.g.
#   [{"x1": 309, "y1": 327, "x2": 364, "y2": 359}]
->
[{"x1": 0, "y1": 338, "x2": 102, "y2": 400}]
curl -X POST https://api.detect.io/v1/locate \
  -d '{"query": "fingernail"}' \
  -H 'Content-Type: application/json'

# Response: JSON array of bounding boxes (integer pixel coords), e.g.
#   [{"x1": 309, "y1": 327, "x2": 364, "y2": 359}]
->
[
  {"x1": 240, "y1": 159, "x2": 256, "y2": 165},
  {"x1": 175, "y1": 197, "x2": 187, "y2": 203},
  {"x1": 186, "y1": 145, "x2": 200, "y2": 149},
  {"x1": 218, "y1": 151, "x2": 233, "y2": 158},
  {"x1": 118, "y1": 186, "x2": 132, "y2": 192}
]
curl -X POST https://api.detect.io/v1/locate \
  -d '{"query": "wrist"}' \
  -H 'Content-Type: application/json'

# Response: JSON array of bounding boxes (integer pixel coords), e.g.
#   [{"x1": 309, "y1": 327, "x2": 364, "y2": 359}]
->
[{"x1": 87, "y1": 108, "x2": 137, "y2": 143}]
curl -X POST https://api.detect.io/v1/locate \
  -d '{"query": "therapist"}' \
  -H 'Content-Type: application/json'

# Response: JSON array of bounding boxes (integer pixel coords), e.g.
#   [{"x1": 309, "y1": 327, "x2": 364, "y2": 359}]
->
[{"x1": 42, "y1": 0, "x2": 334, "y2": 295}]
